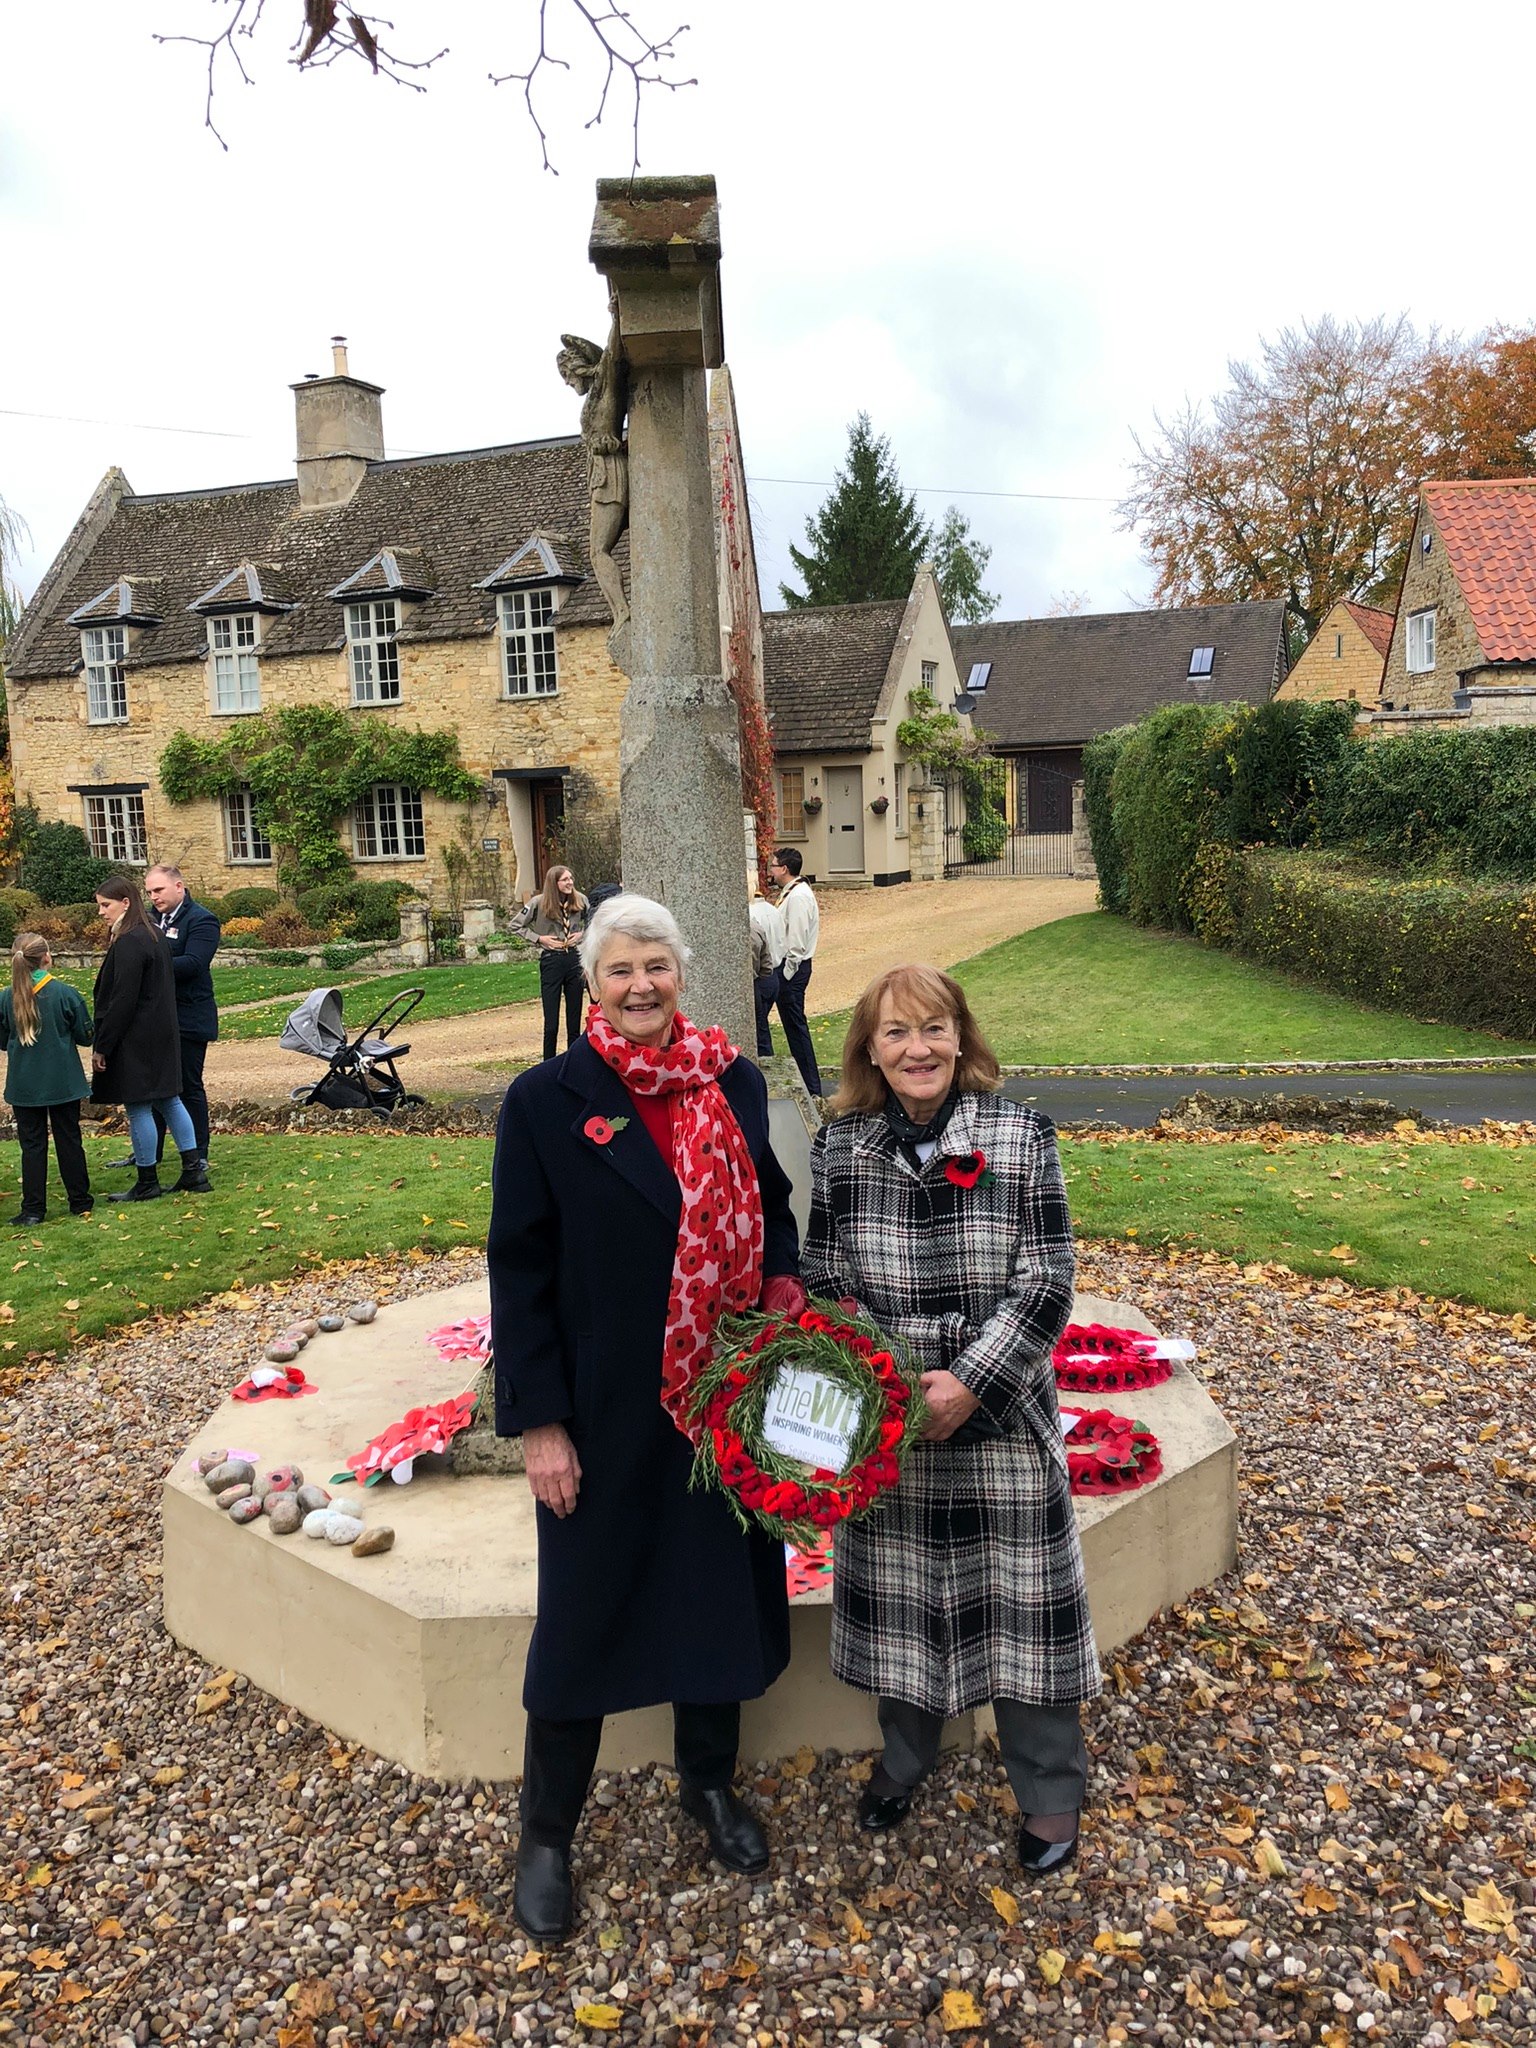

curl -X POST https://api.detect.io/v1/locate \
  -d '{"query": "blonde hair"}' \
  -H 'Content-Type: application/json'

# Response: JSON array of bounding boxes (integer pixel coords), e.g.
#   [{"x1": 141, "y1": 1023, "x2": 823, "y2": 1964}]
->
[
  {"x1": 827, "y1": 963, "x2": 1001, "y2": 1118},
  {"x1": 9, "y1": 933, "x2": 50, "y2": 1048}
]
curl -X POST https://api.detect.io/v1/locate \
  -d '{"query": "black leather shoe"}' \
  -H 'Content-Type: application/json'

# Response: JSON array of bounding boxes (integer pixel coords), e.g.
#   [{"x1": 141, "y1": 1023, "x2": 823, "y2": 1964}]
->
[
  {"x1": 8, "y1": 1212, "x2": 44, "y2": 1228},
  {"x1": 1017, "y1": 1822, "x2": 1079, "y2": 1874},
  {"x1": 857, "y1": 1783, "x2": 913, "y2": 1832},
  {"x1": 513, "y1": 1839, "x2": 573, "y2": 1943},
  {"x1": 679, "y1": 1784, "x2": 769, "y2": 1873},
  {"x1": 104, "y1": 1154, "x2": 136, "y2": 1170}
]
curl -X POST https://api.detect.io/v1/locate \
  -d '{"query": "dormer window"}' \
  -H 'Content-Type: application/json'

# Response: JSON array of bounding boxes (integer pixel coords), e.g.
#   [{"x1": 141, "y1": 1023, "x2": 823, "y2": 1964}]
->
[
  {"x1": 82, "y1": 627, "x2": 129, "y2": 724},
  {"x1": 500, "y1": 588, "x2": 558, "y2": 698},
  {"x1": 209, "y1": 613, "x2": 262, "y2": 713},
  {"x1": 348, "y1": 600, "x2": 401, "y2": 704},
  {"x1": 1188, "y1": 646, "x2": 1215, "y2": 679}
]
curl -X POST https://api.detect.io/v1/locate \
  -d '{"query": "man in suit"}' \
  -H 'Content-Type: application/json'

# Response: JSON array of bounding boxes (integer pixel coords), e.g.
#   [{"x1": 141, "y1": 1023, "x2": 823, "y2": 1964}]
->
[{"x1": 145, "y1": 864, "x2": 221, "y2": 1168}]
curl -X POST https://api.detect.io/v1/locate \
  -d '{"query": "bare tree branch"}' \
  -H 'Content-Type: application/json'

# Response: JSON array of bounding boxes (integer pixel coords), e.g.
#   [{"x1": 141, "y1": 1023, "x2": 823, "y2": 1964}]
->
[{"x1": 154, "y1": 1, "x2": 692, "y2": 167}]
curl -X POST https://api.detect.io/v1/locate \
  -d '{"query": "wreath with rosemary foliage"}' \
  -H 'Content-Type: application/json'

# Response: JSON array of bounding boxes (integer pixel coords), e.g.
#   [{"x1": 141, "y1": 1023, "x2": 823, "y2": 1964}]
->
[{"x1": 688, "y1": 1301, "x2": 928, "y2": 1548}]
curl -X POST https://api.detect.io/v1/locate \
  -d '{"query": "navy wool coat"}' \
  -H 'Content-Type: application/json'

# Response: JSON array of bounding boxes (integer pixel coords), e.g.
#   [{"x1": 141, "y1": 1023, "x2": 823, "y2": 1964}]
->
[
  {"x1": 489, "y1": 1033, "x2": 800, "y2": 1720},
  {"x1": 90, "y1": 926, "x2": 182, "y2": 1106},
  {"x1": 157, "y1": 894, "x2": 221, "y2": 1042}
]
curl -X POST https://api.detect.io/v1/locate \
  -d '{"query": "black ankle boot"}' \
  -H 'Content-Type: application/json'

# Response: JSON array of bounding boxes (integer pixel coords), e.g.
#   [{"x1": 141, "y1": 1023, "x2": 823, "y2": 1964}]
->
[
  {"x1": 679, "y1": 1785, "x2": 769, "y2": 1873},
  {"x1": 171, "y1": 1151, "x2": 212, "y2": 1194},
  {"x1": 109, "y1": 1165, "x2": 162, "y2": 1203},
  {"x1": 513, "y1": 1837, "x2": 574, "y2": 1942}
]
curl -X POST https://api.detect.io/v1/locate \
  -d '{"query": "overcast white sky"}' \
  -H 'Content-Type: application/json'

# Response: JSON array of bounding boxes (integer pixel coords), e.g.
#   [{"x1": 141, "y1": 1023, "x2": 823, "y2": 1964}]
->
[{"x1": 3, "y1": 0, "x2": 1533, "y2": 621}]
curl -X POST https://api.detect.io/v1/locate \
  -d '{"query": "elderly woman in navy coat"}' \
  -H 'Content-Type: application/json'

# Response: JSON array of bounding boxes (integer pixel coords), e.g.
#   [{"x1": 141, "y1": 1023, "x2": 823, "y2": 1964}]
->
[{"x1": 489, "y1": 892, "x2": 804, "y2": 1944}]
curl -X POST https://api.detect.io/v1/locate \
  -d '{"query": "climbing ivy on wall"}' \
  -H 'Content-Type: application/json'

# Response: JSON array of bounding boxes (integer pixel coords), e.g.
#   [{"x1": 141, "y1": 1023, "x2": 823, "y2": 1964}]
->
[
  {"x1": 160, "y1": 704, "x2": 481, "y2": 887},
  {"x1": 895, "y1": 686, "x2": 1007, "y2": 860}
]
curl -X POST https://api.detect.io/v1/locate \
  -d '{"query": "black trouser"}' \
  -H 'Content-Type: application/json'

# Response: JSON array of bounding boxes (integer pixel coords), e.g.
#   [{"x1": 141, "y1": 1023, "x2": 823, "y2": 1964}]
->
[
  {"x1": 753, "y1": 967, "x2": 781, "y2": 1058},
  {"x1": 154, "y1": 1034, "x2": 209, "y2": 1160},
  {"x1": 539, "y1": 951, "x2": 586, "y2": 1061},
  {"x1": 521, "y1": 1701, "x2": 740, "y2": 1848},
  {"x1": 14, "y1": 1101, "x2": 91, "y2": 1215},
  {"x1": 772, "y1": 959, "x2": 822, "y2": 1095}
]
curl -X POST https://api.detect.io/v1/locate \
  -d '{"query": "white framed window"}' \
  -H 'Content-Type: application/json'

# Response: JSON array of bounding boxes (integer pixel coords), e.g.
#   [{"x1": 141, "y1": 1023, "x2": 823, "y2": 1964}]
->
[
  {"x1": 1406, "y1": 608, "x2": 1437, "y2": 673},
  {"x1": 894, "y1": 764, "x2": 906, "y2": 831},
  {"x1": 353, "y1": 783, "x2": 425, "y2": 860},
  {"x1": 223, "y1": 787, "x2": 272, "y2": 864},
  {"x1": 83, "y1": 792, "x2": 146, "y2": 864},
  {"x1": 778, "y1": 766, "x2": 806, "y2": 838},
  {"x1": 921, "y1": 659, "x2": 938, "y2": 690},
  {"x1": 82, "y1": 627, "x2": 128, "y2": 724},
  {"x1": 500, "y1": 588, "x2": 558, "y2": 697},
  {"x1": 209, "y1": 612, "x2": 262, "y2": 713},
  {"x1": 347, "y1": 599, "x2": 401, "y2": 704},
  {"x1": 1188, "y1": 646, "x2": 1215, "y2": 678}
]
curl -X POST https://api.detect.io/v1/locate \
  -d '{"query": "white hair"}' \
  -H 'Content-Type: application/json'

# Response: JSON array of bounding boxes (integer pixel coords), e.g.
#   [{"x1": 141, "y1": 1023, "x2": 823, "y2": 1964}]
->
[{"x1": 580, "y1": 892, "x2": 691, "y2": 987}]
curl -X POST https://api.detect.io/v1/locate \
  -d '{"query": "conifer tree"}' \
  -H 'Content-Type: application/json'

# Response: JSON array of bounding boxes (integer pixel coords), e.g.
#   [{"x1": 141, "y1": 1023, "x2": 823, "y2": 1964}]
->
[{"x1": 780, "y1": 414, "x2": 933, "y2": 607}]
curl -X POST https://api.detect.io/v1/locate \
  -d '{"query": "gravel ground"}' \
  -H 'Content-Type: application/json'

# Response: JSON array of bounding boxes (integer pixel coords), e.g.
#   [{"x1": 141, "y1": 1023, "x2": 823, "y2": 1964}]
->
[{"x1": 3, "y1": 1240, "x2": 1534, "y2": 2047}]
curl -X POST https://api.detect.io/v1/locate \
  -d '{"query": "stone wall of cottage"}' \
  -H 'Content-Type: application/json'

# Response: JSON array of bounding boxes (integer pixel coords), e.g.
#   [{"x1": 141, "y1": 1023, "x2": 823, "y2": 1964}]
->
[
  {"x1": 1379, "y1": 510, "x2": 1484, "y2": 711},
  {"x1": 9, "y1": 620, "x2": 627, "y2": 903},
  {"x1": 1278, "y1": 602, "x2": 1387, "y2": 704}
]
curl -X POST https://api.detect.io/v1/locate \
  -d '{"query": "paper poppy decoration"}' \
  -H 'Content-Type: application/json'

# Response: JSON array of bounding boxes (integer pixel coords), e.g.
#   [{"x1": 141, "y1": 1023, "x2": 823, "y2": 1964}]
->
[
  {"x1": 331, "y1": 1390, "x2": 479, "y2": 1488},
  {"x1": 231, "y1": 1363, "x2": 316, "y2": 1403},
  {"x1": 1059, "y1": 1406, "x2": 1163, "y2": 1495},
  {"x1": 1052, "y1": 1321, "x2": 1195, "y2": 1394},
  {"x1": 584, "y1": 1114, "x2": 630, "y2": 1146},
  {"x1": 944, "y1": 1150, "x2": 994, "y2": 1189},
  {"x1": 425, "y1": 1313, "x2": 492, "y2": 1363},
  {"x1": 688, "y1": 1300, "x2": 927, "y2": 1547}
]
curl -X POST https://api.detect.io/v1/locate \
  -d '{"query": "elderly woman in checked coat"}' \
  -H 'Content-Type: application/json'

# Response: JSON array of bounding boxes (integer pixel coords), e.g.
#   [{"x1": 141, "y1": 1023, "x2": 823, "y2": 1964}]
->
[{"x1": 803, "y1": 962, "x2": 1099, "y2": 1874}]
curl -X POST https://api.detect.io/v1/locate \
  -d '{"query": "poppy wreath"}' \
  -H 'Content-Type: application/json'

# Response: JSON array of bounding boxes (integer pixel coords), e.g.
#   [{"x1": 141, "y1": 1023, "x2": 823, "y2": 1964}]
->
[
  {"x1": 1059, "y1": 1405, "x2": 1163, "y2": 1495},
  {"x1": 687, "y1": 1299, "x2": 928, "y2": 1548},
  {"x1": 1052, "y1": 1321, "x2": 1175, "y2": 1395}
]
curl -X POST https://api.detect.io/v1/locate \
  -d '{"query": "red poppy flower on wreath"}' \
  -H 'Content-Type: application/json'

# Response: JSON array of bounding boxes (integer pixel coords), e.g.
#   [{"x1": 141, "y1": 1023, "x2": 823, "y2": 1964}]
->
[
  {"x1": 945, "y1": 1151, "x2": 993, "y2": 1189},
  {"x1": 584, "y1": 1114, "x2": 629, "y2": 1146}
]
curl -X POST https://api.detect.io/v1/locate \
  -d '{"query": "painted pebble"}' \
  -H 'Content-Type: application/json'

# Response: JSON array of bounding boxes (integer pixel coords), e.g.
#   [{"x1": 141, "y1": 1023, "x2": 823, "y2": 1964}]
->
[
  {"x1": 346, "y1": 1300, "x2": 378, "y2": 1324},
  {"x1": 281, "y1": 1328, "x2": 309, "y2": 1349},
  {"x1": 195, "y1": 1449, "x2": 229, "y2": 1476},
  {"x1": 205, "y1": 1460, "x2": 255, "y2": 1493},
  {"x1": 294, "y1": 1316, "x2": 320, "y2": 1338},
  {"x1": 324, "y1": 1513, "x2": 366, "y2": 1545},
  {"x1": 295, "y1": 1483, "x2": 331, "y2": 1515},
  {"x1": 352, "y1": 1526, "x2": 395, "y2": 1558},
  {"x1": 229, "y1": 1496, "x2": 264, "y2": 1524},
  {"x1": 266, "y1": 1496, "x2": 304, "y2": 1535},
  {"x1": 254, "y1": 1464, "x2": 302, "y2": 1499},
  {"x1": 316, "y1": 1313, "x2": 345, "y2": 1333},
  {"x1": 216, "y1": 1482, "x2": 254, "y2": 1511},
  {"x1": 302, "y1": 1508, "x2": 334, "y2": 1539},
  {"x1": 264, "y1": 1338, "x2": 301, "y2": 1364}
]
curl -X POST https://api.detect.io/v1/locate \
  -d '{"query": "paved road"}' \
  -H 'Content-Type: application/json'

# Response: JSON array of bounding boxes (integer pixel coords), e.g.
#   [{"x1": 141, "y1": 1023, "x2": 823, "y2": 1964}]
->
[{"x1": 1003, "y1": 1069, "x2": 1534, "y2": 1129}]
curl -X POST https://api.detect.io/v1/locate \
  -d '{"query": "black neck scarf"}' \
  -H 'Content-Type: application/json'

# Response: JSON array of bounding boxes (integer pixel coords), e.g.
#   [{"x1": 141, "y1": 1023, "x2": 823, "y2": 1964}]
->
[{"x1": 884, "y1": 1083, "x2": 961, "y2": 1156}]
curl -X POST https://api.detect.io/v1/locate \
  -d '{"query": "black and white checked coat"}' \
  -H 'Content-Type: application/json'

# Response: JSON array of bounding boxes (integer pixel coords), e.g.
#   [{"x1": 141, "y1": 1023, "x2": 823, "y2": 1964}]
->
[{"x1": 804, "y1": 1091, "x2": 1100, "y2": 1716}]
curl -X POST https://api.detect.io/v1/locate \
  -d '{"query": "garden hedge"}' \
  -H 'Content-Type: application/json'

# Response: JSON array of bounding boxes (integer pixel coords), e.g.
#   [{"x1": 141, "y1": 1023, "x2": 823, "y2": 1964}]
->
[
  {"x1": 1225, "y1": 848, "x2": 1536, "y2": 1042},
  {"x1": 1317, "y1": 723, "x2": 1536, "y2": 874}
]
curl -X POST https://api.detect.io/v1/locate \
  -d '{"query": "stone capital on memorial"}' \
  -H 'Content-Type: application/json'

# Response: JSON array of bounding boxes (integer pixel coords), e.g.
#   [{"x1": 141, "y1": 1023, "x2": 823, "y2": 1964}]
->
[{"x1": 589, "y1": 174, "x2": 723, "y2": 370}]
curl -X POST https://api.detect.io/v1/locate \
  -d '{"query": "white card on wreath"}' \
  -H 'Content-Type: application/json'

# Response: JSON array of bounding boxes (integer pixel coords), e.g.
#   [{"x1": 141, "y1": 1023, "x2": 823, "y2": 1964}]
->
[{"x1": 761, "y1": 1365, "x2": 865, "y2": 1475}]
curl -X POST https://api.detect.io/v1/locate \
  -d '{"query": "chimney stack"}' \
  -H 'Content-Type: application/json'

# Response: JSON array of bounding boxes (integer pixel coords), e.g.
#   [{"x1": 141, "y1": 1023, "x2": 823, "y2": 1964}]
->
[{"x1": 292, "y1": 336, "x2": 384, "y2": 513}]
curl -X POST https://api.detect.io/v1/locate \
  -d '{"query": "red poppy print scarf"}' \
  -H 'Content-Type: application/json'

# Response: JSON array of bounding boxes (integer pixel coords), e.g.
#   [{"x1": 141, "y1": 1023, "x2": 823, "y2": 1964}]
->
[{"x1": 588, "y1": 1008, "x2": 765, "y2": 1443}]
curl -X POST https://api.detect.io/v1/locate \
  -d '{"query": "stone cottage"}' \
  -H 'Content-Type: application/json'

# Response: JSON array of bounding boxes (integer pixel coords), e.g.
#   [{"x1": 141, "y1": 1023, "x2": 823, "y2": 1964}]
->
[
  {"x1": 1277, "y1": 599, "x2": 1393, "y2": 706},
  {"x1": 5, "y1": 342, "x2": 640, "y2": 903}
]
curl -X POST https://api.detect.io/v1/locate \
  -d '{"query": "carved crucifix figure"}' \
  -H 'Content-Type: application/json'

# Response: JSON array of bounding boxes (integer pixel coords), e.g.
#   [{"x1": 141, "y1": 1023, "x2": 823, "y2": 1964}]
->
[{"x1": 556, "y1": 303, "x2": 630, "y2": 634}]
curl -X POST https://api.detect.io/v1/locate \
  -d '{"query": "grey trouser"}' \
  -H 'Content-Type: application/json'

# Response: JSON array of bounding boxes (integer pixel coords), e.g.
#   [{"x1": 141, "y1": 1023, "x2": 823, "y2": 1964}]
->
[{"x1": 878, "y1": 1694, "x2": 1088, "y2": 1817}]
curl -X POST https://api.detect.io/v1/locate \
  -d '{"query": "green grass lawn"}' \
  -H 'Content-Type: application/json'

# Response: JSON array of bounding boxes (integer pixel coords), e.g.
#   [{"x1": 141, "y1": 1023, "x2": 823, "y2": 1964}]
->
[
  {"x1": 1062, "y1": 1133, "x2": 1536, "y2": 1314},
  {"x1": 806, "y1": 913, "x2": 1536, "y2": 1069},
  {"x1": 0, "y1": 1131, "x2": 494, "y2": 1360},
  {"x1": 51, "y1": 961, "x2": 367, "y2": 1009},
  {"x1": 219, "y1": 960, "x2": 540, "y2": 1041}
]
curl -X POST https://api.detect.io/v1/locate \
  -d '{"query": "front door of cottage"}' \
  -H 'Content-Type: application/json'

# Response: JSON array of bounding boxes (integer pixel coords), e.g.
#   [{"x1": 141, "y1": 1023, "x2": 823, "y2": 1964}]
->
[
  {"x1": 825, "y1": 767, "x2": 865, "y2": 874},
  {"x1": 530, "y1": 777, "x2": 566, "y2": 888}
]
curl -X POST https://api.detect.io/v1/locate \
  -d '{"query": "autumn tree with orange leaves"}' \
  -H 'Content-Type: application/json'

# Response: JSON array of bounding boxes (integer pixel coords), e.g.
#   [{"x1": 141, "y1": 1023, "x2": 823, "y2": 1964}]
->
[{"x1": 1122, "y1": 317, "x2": 1536, "y2": 641}]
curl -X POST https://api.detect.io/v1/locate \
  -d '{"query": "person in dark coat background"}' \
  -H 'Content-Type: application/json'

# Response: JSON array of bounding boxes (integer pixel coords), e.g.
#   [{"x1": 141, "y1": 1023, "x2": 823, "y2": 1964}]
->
[
  {"x1": 489, "y1": 892, "x2": 805, "y2": 1945},
  {"x1": 145, "y1": 863, "x2": 220, "y2": 1166},
  {"x1": 90, "y1": 877, "x2": 210, "y2": 1202}
]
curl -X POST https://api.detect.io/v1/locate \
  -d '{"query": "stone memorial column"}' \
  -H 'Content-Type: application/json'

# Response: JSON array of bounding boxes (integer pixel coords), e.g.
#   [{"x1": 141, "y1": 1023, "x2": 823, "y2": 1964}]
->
[{"x1": 589, "y1": 176, "x2": 754, "y2": 1051}]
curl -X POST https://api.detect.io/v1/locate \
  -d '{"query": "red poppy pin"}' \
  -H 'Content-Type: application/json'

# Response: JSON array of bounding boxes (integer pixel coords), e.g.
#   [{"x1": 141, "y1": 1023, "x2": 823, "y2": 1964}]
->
[
  {"x1": 584, "y1": 1114, "x2": 629, "y2": 1146},
  {"x1": 945, "y1": 1150, "x2": 993, "y2": 1189}
]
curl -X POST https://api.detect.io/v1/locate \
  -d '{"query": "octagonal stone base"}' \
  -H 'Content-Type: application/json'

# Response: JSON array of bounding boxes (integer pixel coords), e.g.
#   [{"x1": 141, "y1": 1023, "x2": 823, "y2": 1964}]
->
[{"x1": 162, "y1": 1282, "x2": 1235, "y2": 1779}]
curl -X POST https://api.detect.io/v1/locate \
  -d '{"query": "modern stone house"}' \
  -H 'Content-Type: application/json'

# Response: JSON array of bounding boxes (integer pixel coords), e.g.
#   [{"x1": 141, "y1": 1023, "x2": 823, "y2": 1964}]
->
[
  {"x1": 6, "y1": 343, "x2": 642, "y2": 902},
  {"x1": 762, "y1": 566, "x2": 961, "y2": 886},
  {"x1": 1375, "y1": 480, "x2": 1536, "y2": 732},
  {"x1": 1277, "y1": 599, "x2": 1393, "y2": 705},
  {"x1": 950, "y1": 599, "x2": 1290, "y2": 827}
]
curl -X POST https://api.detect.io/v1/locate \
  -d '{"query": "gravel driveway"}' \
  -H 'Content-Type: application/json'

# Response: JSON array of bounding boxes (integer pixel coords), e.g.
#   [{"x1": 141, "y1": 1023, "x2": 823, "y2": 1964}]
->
[
  {"x1": 205, "y1": 878, "x2": 1095, "y2": 1104},
  {"x1": 6, "y1": 1237, "x2": 1533, "y2": 2045}
]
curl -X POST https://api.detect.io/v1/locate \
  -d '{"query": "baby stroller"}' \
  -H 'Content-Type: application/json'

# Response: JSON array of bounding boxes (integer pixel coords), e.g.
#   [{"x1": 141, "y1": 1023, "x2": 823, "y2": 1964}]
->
[{"x1": 280, "y1": 986, "x2": 426, "y2": 1116}]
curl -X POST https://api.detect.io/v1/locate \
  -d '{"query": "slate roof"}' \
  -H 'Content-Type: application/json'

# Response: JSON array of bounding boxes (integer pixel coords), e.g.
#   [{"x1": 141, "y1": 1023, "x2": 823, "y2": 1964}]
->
[
  {"x1": 762, "y1": 601, "x2": 907, "y2": 753},
  {"x1": 1421, "y1": 480, "x2": 1536, "y2": 663},
  {"x1": 1343, "y1": 600, "x2": 1395, "y2": 660},
  {"x1": 949, "y1": 600, "x2": 1290, "y2": 748},
  {"x1": 8, "y1": 437, "x2": 619, "y2": 681}
]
